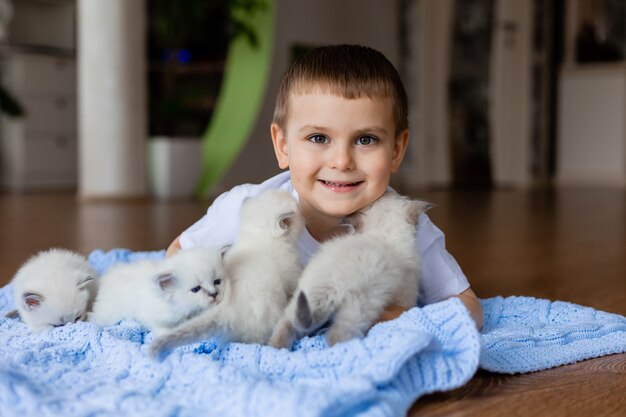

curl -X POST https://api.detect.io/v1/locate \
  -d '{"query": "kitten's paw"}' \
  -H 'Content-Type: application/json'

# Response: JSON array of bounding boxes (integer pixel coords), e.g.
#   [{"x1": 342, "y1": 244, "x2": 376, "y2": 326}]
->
[
  {"x1": 268, "y1": 320, "x2": 296, "y2": 349},
  {"x1": 149, "y1": 336, "x2": 174, "y2": 360},
  {"x1": 325, "y1": 326, "x2": 363, "y2": 347}
]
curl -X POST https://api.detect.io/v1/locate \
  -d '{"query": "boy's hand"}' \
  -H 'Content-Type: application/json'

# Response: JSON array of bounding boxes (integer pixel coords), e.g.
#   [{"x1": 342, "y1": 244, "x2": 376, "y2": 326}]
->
[
  {"x1": 166, "y1": 236, "x2": 182, "y2": 257},
  {"x1": 455, "y1": 288, "x2": 483, "y2": 330},
  {"x1": 373, "y1": 304, "x2": 407, "y2": 325},
  {"x1": 370, "y1": 287, "x2": 484, "y2": 331}
]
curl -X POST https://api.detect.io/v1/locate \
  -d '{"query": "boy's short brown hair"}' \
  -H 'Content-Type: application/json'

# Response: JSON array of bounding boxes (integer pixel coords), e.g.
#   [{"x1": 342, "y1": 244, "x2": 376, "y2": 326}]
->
[{"x1": 273, "y1": 44, "x2": 408, "y2": 135}]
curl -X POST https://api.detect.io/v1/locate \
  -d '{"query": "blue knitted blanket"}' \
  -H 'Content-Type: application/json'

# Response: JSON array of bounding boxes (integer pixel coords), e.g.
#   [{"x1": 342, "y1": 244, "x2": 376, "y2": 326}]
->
[{"x1": 0, "y1": 249, "x2": 624, "y2": 417}]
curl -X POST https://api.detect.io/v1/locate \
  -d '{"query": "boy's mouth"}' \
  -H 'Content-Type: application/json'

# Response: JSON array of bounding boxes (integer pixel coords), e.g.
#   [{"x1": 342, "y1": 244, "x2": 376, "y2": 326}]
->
[{"x1": 319, "y1": 179, "x2": 364, "y2": 192}]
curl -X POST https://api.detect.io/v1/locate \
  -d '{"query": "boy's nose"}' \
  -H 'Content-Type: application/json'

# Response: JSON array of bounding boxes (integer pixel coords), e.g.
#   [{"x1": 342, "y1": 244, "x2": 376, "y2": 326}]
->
[{"x1": 329, "y1": 145, "x2": 355, "y2": 171}]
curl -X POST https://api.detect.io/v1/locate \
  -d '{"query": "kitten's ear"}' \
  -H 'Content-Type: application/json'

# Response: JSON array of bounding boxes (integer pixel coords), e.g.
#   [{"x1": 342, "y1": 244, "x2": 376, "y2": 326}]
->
[
  {"x1": 23, "y1": 292, "x2": 44, "y2": 311},
  {"x1": 277, "y1": 211, "x2": 296, "y2": 231},
  {"x1": 77, "y1": 275, "x2": 96, "y2": 290},
  {"x1": 156, "y1": 273, "x2": 177, "y2": 291},
  {"x1": 406, "y1": 201, "x2": 433, "y2": 226},
  {"x1": 219, "y1": 244, "x2": 231, "y2": 258},
  {"x1": 330, "y1": 221, "x2": 356, "y2": 238},
  {"x1": 295, "y1": 292, "x2": 313, "y2": 330},
  {"x1": 344, "y1": 213, "x2": 364, "y2": 232},
  {"x1": 342, "y1": 223, "x2": 356, "y2": 235}
]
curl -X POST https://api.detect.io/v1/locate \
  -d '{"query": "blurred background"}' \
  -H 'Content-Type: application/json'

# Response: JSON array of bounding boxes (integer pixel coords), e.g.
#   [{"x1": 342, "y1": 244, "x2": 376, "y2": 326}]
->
[{"x1": 1, "y1": 0, "x2": 624, "y2": 200}]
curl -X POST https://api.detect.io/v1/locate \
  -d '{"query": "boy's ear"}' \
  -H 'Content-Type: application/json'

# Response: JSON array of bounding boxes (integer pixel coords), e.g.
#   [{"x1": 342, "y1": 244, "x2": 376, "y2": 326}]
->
[
  {"x1": 391, "y1": 129, "x2": 410, "y2": 173},
  {"x1": 271, "y1": 123, "x2": 289, "y2": 169}
]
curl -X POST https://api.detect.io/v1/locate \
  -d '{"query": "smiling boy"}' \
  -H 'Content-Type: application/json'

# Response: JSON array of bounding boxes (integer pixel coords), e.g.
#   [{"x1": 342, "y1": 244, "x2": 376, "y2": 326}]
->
[{"x1": 167, "y1": 44, "x2": 483, "y2": 329}]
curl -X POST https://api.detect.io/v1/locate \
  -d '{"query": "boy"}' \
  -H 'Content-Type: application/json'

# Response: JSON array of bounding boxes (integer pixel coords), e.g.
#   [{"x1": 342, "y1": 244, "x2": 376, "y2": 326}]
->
[{"x1": 166, "y1": 44, "x2": 483, "y2": 329}]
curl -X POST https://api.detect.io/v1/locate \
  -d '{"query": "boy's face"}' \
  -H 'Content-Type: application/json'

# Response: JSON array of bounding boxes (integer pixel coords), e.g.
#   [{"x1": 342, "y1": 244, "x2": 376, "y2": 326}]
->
[{"x1": 271, "y1": 90, "x2": 408, "y2": 232}]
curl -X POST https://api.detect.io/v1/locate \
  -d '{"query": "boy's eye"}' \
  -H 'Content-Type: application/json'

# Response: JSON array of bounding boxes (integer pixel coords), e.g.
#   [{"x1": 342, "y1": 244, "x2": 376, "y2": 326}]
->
[
  {"x1": 190, "y1": 286, "x2": 202, "y2": 293},
  {"x1": 356, "y1": 135, "x2": 378, "y2": 145},
  {"x1": 308, "y1": 134, "x2": 329, "y2": 144}
]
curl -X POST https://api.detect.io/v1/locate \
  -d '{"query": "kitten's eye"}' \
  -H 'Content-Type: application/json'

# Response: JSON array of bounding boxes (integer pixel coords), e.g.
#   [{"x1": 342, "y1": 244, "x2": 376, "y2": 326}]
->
[
  {"x1": 213, "y1": 279, "x2": 222, "y2": 286},
  {"x1": 356, "y1": 135, "x2": 378, "y2": 145},
  {"x1": 190, "y1": 286, "x2": 202, "y2": 293},
  {"x1": 308, "y1": 134, "x2": 329, "y2": 144}
]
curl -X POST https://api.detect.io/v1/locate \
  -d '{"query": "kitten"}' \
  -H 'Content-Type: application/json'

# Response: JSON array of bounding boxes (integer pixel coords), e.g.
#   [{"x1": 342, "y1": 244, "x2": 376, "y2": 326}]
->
[
  {"x1": 4, "y1": 248, "x2": 98, "y2": 332},
  {"x1": 150, "y1": 190, "x2": 304, "y2": 357},
  {"x1": 89, "y1": 247, "x2": 225, "y2": 334},
  {"x1": 269, "y1": 191, "x2": 429, "y2": 349}
]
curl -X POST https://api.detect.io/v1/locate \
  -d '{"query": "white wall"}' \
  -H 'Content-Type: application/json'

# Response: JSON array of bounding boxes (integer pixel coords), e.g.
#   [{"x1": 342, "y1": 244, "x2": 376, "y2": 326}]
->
[
  {"x1": 557, "y1": 65, "x2": 626, "y2": 186},
  {"x1": 489, "y1": 0, "x2": 533, "y2": 187},
  {"x1": 213, "y1": 0, "x2": 400, "y2": 193}
]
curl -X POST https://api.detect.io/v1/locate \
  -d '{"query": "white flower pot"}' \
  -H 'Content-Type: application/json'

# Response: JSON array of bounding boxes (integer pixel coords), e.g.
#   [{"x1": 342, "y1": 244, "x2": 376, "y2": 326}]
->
[{"x1": 148, "y1": 136, "x2": 203, "y2": 199}]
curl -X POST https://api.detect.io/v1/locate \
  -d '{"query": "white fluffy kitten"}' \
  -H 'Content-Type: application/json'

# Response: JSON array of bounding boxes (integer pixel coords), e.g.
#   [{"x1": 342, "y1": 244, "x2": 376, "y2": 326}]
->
[
  {"x1": 5, "y1": 248, "x2": 98, "y2": 332},
  {"x1": 150, "y1": 190, "x2": 304, "y2": 357},
  {"x1": 269, "y1": 191, "x2": 429, "y2": 349},
  {"x1": 90, "y1": 247, "x2": 225, "y2": 334}
]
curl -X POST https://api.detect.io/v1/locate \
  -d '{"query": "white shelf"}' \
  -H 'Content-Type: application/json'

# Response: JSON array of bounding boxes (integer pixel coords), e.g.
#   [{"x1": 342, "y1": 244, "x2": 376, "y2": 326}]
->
[
  {"x1": 0, "y1": 1, "x2": 77, "y2": 192},
  {"x1": 6, "y1": 0, "x2": 75, "y2": 50}
]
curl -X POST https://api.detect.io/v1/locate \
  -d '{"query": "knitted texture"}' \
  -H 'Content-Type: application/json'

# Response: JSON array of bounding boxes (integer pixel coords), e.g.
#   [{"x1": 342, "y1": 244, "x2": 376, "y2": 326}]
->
[
  {"x1": 0, "y1": 250, "x2": 479, "y2": 417},
  {"x1": 480, "y1": 295, "x2": 626, "y2": 373},
  {"x1": 2, "y1": 249, "x2": 625, "y2": 416},
  {"x1": 87, "y1": 248, "x2": 166, "y2": 275}
]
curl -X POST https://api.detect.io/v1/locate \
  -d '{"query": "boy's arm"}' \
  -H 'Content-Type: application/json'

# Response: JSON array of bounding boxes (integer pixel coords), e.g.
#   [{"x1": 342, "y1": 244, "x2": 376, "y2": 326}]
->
[
  {"x1": 166, "y1": 235, "x2": 182, "y2": 257},
  {"x1": 375, "y1": 287, "x2": 483, "y2": 330},
  {"x1": 455, "y1": 287, "x2": 483, "y2": 330}
]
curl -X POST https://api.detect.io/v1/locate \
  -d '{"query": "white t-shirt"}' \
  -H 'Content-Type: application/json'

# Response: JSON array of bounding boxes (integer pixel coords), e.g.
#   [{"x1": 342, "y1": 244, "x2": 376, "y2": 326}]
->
[{"x1": 180, "y1": 171, "x2": 470, "y2": 305}]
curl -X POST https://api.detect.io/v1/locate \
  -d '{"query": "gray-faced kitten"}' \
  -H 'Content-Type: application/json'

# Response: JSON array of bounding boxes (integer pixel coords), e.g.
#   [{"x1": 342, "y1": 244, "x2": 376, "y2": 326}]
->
[
  {"x1": 150, "y1": 190, "x2": 304, "y2": 357},
  {"x1": 4, "y1": 248, "x2": 98, "y2": 332},
  {"x1": 89, "y1": 247, "x2": 225, "y2": 334},
  {"x1": 269, "y1": 191, "x2": 429, "y2": 349}
]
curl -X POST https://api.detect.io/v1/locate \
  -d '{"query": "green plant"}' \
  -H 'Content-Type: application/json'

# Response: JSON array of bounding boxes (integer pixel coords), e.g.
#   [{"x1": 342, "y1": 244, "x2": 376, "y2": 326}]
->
[
  {"x1": 151, "y1": 0, "x2": 267, "y2": 50},
  {"x1": 148, "y1": 0, "x2": 267, "y2": 137}
]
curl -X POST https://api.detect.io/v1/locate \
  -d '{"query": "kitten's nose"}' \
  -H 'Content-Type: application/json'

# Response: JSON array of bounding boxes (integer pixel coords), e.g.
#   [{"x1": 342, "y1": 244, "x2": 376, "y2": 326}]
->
[{"x1": 207, "y1": 289, "x2": 218, "y2": 298}]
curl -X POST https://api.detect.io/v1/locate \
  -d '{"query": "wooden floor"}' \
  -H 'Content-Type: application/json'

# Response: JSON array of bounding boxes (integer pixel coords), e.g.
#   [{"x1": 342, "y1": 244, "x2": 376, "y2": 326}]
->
[{"x1": 1, "y1": 187, "x2": 625, "y2": 415}]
